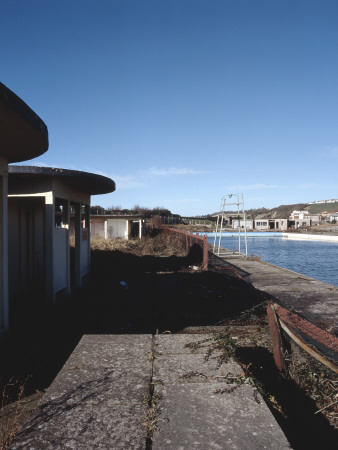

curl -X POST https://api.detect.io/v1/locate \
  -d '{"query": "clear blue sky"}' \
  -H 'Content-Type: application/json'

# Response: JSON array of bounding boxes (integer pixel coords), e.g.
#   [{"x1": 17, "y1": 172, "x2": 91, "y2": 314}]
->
[{"x1": 3, "y1": 0, "x2": 338, "y2": 215}]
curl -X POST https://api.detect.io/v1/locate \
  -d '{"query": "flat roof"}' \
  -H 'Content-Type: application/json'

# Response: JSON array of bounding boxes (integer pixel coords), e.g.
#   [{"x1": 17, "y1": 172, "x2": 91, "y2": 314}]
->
[
  {"x1": 91, "y1": 215, "x2": 145, "y2": 219},
  {"x1": 0, "y1": 82, "x2": 49, "y2": 163},
  {"x1": 8, "y1": 166, "x2": 116, "y2": 195}
]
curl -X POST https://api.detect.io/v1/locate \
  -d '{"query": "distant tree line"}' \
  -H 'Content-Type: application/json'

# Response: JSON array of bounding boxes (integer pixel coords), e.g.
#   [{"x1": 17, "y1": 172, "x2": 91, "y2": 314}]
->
[{"x1": 90, "y1": 204, "x2": 182, "y2": 222}]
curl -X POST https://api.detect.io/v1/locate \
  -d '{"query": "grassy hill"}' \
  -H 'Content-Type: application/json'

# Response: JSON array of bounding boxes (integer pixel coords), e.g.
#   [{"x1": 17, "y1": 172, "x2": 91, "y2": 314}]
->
[{"x1": 307, "y1": 202, "x2": 338, "y2": 214}]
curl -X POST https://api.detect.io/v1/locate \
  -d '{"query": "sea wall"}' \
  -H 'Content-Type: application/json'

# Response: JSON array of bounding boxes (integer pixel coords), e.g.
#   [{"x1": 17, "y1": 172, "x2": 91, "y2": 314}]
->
[{"x1": 282, "y1": 233, "x2": 338, "y2": 242}]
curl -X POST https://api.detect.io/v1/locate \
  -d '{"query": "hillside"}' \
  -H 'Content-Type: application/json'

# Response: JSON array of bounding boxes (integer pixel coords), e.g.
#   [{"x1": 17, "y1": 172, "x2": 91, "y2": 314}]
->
[
  {"x1": 307, "y1": 202, "x2": 338, "y2": 214},
  {"x1": 249, "y1": 203, "x2": 308, "y2": 219},
  {"x1": 214, "y1": 200, "x2": 338, "y2": 220}
]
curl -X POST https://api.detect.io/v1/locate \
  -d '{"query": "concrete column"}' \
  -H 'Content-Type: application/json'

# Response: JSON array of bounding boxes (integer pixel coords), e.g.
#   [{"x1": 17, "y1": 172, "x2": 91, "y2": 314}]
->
[
  {"x1": 139, "y1": 219, "x2": 142, "y2": 239},
  {"x1": 45, "y1": 193, "x2": 55, "y2": 302},
  {"x1": 63, "y1": 200, "x2": 71, "y2": 295},
  {"x1": 74, "y1": 202, "x2": 81, "y2": 288},
  {"x1": 104, "y1": 219, "x2": 108, "y2": 239},
  {"x1": 84, "y1": 204, "x2": 90, "y2": 277},
  {"x1": 0, "y1": 158, "x2": 8, "y2": 335}
]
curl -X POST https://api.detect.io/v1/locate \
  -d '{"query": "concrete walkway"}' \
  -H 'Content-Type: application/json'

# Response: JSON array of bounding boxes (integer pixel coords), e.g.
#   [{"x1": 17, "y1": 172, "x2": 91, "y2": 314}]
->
[
  {"x1": 209, "y1": 251, "x2": 338, "y2": 336},
  {"x1": 11, "y1": 334, "x2": 290, "y2": 449}
]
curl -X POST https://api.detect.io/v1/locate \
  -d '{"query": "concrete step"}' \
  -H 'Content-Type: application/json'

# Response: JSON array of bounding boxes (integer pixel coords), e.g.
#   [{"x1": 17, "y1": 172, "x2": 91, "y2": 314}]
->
[{"x1": 11, "y1": 334, "x2": 291, "y2": 449}]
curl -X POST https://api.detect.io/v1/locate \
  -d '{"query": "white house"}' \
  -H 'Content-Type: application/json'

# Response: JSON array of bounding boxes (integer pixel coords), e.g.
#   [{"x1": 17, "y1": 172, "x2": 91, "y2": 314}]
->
[
  {"x1": 289, "y1": 210, "x2": 322, "y2": 228},
  {"x1": 8, "y1": 166, "x2": 115, "y2": 303},
  {"x1": 91, "y1": 215, "x2": 146, "y2": 240},
  {"x1": 0, "y1": 82, "x2": 48, "y2": 335}
]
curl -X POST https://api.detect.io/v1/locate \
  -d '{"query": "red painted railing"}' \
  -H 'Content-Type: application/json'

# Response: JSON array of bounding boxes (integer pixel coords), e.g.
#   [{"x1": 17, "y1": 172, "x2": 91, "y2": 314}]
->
[
  {"x1": 163, "y1": 227, "x2": 209, "y2": 271},
  {"x1": 267, "y1": 301, "x2": 338, "y2": 374}
]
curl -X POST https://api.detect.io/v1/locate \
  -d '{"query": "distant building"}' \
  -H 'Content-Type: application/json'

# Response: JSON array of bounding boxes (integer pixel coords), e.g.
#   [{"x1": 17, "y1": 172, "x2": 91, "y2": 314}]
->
[
  {"x1": 232, "y1": 219, "x2": 253, "y2": 230},
  {"x1": 91, "y1": 215, "x2": 146, "y2": 239},
  {"x1": 329, "y1": 213, "x2": 338, "y2": 222},
  {"x1": 254, "y1": 220, "x2": 269, "y2": 231},
  {"x1": 289, "y1": 210, "x2": 322, "y2": 228}
]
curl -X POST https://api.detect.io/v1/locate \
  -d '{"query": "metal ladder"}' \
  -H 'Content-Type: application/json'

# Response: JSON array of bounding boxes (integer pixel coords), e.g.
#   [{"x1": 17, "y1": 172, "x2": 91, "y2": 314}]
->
[{"x1": 213, "y1": 193, "x2": 248, "y2": 257}]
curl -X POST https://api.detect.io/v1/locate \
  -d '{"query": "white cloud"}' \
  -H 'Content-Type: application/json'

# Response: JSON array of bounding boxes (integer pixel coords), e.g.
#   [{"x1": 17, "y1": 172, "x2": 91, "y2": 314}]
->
[
  {"x1": 228, "y1": 183, "x2": 287, "y2": 191},
  {"x1": 177, "y1": 198, "x2": 199, "y2": 203},
  {"x1": 109, "y1": 174, "x2": 146, "y2": 190},
  {"x1": 145, "y1": 167, "x2": 209, "y2": 176},
  {"x1": 297, "y1": 183, "x2": 315, "y2": 189}
]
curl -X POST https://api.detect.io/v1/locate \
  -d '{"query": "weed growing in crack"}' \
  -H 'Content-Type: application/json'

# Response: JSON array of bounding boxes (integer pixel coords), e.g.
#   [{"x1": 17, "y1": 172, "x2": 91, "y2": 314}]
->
[
  {"x1": 0, "y1": 377, "x2": 29, "y2": 449},
  {"x1": 212, "y1": 329, "x2": 237, "y2": 364},
  {"x1": 141, "y1": 391, "x2": 163, "y2": 435},
  {"x1": 184, "y1": 337, "x2": 213, "y2": 354}
]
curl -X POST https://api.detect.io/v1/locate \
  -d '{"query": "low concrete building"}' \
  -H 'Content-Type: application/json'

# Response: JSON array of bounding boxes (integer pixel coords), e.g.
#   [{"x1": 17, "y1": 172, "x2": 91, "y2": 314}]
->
[
  {"x1": 91, "y1": 215, "x2": 146, "y2": 239},
  {"x1": 254, "y1": 220, "x2": 269, "y2": 231},
  {"x1": 0, "y1": 82, "x2": 48, "y2": 334},
  {"x1": 329, "y1": 213, "x2": 338, "y2": 222},
  {"x1": 268, "y1": 219, "x2": 288, "y2": 230},
  {"x1": 8, "y1": 166, "x2": 115, "y2": 303},
  {"x1": 232, "y1": 219, "x2": 253, "y2": 230}
]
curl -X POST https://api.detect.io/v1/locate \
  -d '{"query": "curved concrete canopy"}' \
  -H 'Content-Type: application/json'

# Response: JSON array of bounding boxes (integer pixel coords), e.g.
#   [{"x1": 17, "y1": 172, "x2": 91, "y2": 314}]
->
[
  {"x1": 0, "y1": 82, "x2": 49, "y2": 163},
  {"x1": 8, "y1": 165, "x2": 116, "y2": 195}
]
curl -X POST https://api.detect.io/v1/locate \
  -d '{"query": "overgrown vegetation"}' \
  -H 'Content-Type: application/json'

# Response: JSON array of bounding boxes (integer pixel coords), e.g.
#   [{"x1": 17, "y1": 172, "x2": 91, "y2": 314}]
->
[
  {"x1": 91, "y1": 233, "x2": 187, "y2": 258},
  {"x1": 286, "y1": 343, "x2": 338, "y2": 428},
  {"x1": 0, "y1": 378, "x2": 27, "y2": 450}
]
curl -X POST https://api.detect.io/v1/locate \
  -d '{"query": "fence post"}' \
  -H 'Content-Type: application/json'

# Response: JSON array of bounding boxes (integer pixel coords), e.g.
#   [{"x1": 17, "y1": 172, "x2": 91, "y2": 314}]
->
[
  {"x1": 203, "y1": 235, "x2": 208, "y2": 271},
  {"x1": 267, "y1": 302, "x2": 286, "y2": 373}
]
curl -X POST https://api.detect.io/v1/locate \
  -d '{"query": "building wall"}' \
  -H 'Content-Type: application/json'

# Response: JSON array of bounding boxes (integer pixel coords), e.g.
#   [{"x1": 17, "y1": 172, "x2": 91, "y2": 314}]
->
[
  {"x1": 232, "y1": 219, "x2": 253, "y2": 229},
  {"x1": 8, "y1": 197, "x2": 45, "y2": 299},
  {"x1": 8, "y1": 187, "x2": 91, "y2": 302},
  {"x1": 254, "y1": 220, "x2": 269, "y2": 231},
  {"x1": 107, "y1": 218, "x2": 128, "y2": 239},
  {"x1": 91, "y1": 218, "x2": 106, "y2": 238}
]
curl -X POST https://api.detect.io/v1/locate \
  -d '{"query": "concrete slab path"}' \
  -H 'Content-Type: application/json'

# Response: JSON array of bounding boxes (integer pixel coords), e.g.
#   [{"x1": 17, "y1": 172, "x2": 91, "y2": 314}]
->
[{"x1": 11, "y1": 334, "x2": 290, "y2": 449}]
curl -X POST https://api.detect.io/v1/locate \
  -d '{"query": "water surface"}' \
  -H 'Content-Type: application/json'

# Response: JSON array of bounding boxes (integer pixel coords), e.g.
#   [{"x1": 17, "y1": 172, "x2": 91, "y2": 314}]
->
[{"x1": 207, "y1": 233, "x2": 338, "y2": 287}]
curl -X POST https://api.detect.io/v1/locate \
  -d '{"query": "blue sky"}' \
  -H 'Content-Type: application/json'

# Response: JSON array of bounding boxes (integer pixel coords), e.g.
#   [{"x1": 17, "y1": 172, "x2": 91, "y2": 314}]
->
[{"x1": 3, "y1": 0, "x2": 338, "y2": 215}]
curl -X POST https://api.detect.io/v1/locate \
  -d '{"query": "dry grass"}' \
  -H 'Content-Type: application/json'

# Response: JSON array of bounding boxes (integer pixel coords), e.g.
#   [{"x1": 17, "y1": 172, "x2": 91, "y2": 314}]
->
[
  {"x1": 0, "y1": 379, "x2": 27, "y2": 450},
  {"x1": 286, "y1": 344, "x2": 338, "y2": 429},
  {"x1": 91, "y1": 233, "x2": 187, "y2": 258}
]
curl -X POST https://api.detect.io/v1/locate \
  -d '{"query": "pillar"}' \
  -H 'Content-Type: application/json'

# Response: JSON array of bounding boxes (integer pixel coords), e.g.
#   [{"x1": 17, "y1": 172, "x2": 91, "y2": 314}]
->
[
  {"x1": 0, "y1": 159, "x2": 8, "y2": 334},
  {"x1": 45, "y1": 193, "x2": 55, "y2": 301},
  {"x1": 74, "y1": 202, "x2": 81, "y2": 288}
]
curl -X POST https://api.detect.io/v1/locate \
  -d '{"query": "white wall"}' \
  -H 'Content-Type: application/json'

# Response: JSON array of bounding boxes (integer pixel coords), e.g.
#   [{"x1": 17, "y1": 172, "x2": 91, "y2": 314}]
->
[
  {"x1": 254, "y1": 220, "x2": 269, "y2": 230},
  {"x1": 91, "y1": 218, "x2": 106, "y2": 238},
  {"x1": 107, "y1": 218, "x2": 128, "y2": 239}
]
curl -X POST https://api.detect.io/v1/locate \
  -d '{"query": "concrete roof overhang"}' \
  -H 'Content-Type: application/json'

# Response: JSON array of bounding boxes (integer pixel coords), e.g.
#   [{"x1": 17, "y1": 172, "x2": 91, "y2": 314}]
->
[
  {"x1": 8, "y1": 166, "x2": 116, "y2": 195},
  {"x1": 0, "y1": 82, "x2": 49, "y2": 163}
]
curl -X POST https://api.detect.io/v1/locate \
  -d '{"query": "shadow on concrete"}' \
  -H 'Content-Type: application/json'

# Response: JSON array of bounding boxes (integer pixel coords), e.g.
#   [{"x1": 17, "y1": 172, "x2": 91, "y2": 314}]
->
[
  {"x1": 2, "y1": 247, "x2": 265, "y2": 400},
  {"x1": 236, "y1": 347, "x2": 338, "y2": 450}
]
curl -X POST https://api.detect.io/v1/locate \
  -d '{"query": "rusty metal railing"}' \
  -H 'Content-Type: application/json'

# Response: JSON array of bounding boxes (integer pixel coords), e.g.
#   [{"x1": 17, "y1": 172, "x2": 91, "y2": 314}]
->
[
  {"x1": 163, "y1": 227, "x2": 208, "y2": 271},
  {"x1": 267, "y1": 301, "x2": 338, "y2": 374}
]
